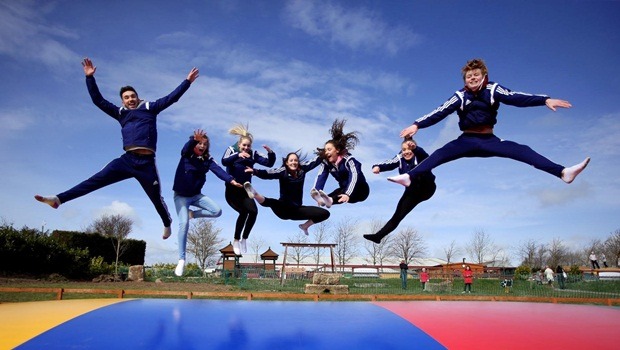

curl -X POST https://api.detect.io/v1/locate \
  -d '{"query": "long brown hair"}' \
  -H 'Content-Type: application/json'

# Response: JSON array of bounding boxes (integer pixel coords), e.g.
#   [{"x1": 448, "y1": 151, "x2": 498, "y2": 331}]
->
[{"x1": 315, "y1": 119, "x2": 360, "y2": 159}]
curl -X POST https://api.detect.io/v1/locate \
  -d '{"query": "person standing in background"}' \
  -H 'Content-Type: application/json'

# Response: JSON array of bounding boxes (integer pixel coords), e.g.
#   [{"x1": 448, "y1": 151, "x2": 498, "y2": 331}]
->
[
  {"x1": 399, "y1": 260, "x2": 408, "y2": 290},
  {"x1": 555, "y1": 265, "x2": 566, "y2": 289},
  {"x1": 589, "y1": 252, "x2": 600, "y2": 269},
  {"x1": 420, "y1": 267, "x2": 429, "y2": 291},
  {"x1": 462, "y1": 265, "x2": 473, "y2": 293},
  {"x1": 544, "y1": 265, "x2": 555, "y2": 288}
]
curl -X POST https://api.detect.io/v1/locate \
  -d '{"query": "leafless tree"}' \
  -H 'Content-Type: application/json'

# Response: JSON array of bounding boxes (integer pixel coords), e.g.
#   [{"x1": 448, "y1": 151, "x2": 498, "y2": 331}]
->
[
  {"x1": 466, "y1": 229, "x2": 495, "y2": 264},
  {"x1": 443, "y1": 240, "x2": 460, "y2": 265},
  {"x1": 362, "y1": 220, "x2": 393, "y2": 270},
  {"x1": 533, "y1": 244, "x2": 548, "y2": 270},
  {"x1": 388, "y1": 227, "x2": 426, "y2": 264},
  {"x1": 515, "y1": 239, "x2": 540, "y2": 267},
  {"x1": 562, "y1": 249, "x2": 582, "y2": 266},
  {"x1": 546, "y1": 237, "x2": 568, "y2": 268},
  {"x1": 332, "y1": 217, "x2": 359, "y2": 271},
  {"x1": 311, "y1": 221, "x2": 331, "y2": 267},
  {"x1": 604, "y1": 229, "x2": 620, "y2": 267},
  {"x1": 187, "y1": 220, "x2": 224, "y2": 274},
  {"x1": 88, "y1": 214, "x2": 133, "y2": 276},
  {"x1": 286, "y1": 231, "x2": 312, "y2": 266},
  {"x1": 249, "y1": 236, "x2": 267, "y2": 263}
]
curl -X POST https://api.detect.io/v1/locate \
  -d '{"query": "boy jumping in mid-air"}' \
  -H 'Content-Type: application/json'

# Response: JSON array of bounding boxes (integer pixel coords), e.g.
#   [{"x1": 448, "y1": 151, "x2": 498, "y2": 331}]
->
[
  {"x1": 389, "y1": 58, "x2": 589, "y2": 187},
  {"x1": 35, "y1": 58, "x2": 199, "y2": 240}
]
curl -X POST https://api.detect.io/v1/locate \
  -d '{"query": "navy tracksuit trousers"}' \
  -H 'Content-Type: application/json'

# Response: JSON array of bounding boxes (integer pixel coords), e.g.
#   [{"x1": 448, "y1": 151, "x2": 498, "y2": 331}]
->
[
  {"x1": 407, "y1": 133, "x2": 564, "y2": 179},
  {"x1": 57, "y1": 152, "x2": 172, "y2": 227}
]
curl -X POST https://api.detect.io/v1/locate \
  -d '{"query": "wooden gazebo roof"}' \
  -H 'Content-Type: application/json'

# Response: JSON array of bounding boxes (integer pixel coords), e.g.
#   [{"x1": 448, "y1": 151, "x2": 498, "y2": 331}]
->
[
  {"x1": 220, "y1": 242, "x2": 238, "y2": 257},
  {"x1": 260, "y1": 247, "x2": 279, "y2": 261}
]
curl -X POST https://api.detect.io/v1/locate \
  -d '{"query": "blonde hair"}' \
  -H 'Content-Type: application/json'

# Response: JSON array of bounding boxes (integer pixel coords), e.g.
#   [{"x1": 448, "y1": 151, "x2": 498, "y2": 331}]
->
[{"x1": 228, "y1": 123, "x2": 253, "y2": 144}]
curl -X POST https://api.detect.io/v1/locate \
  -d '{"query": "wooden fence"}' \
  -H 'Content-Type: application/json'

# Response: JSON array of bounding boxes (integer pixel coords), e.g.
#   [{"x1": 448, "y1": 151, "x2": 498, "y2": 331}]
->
[{"x1": 2, "y1": 287, "x2": 620, "y2": 306}]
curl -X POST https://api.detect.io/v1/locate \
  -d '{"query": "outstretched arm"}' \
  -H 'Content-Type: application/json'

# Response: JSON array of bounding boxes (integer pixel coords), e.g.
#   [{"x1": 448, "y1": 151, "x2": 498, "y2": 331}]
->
[
  {"x1": 82, "y1": 58, "x2": 96, "y2": 76},
  {"x1": 82, "y1": 57, "x2": 122, "y2": 118},
  {"x1": 545, "y1": 98, "x2": 572, "y2": 112}
]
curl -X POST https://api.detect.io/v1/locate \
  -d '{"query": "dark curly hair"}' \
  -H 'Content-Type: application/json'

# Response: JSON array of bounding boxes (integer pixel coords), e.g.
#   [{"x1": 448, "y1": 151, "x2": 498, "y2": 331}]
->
[{"x1": 315, "y1": 119, "x2": 360, "y2": 159}]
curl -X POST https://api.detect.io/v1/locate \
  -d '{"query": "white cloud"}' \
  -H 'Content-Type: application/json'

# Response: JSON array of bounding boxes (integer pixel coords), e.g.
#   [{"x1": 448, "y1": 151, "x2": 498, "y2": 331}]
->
[
  {"x1": 0, "y1": 109, "x2": 35, "y2": 137},
  {"x1": 581, "y1": 113, "x2": 620, "y2": 157},
  {"x1": 0, "y1": 1, "x2": 79, "y2": 72},
  {"x1": 534, "y1": 181, "x2": 592, "y2": 207},
  {"x1": 283, "y1": 0, "x2": 419, "y2": 55},
  {"x1": 94, "y1": 201, "x2": 143, "y2": 228}
]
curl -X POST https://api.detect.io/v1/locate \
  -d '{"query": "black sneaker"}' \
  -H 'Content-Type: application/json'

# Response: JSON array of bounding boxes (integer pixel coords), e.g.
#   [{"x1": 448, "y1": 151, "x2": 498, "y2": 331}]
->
[{"x1": 363, "y1": 234, "x2": 381, "y2": 244}]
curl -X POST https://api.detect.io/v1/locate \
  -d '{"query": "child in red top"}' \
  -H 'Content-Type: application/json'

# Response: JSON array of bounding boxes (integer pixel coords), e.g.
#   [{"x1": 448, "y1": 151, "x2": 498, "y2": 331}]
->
[
  {"x1": 420, "y1": 268, "x2": 429, "y2": 291},
  {"x1": 462, "y1": 265, "x2": 474, "y2": 293}
]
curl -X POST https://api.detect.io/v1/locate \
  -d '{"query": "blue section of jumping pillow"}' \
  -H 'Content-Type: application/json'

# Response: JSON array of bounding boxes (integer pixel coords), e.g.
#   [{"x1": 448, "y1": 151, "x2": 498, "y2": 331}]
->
[{"x1": 16, "y1": 299, "x2": 445, "y2": 350}]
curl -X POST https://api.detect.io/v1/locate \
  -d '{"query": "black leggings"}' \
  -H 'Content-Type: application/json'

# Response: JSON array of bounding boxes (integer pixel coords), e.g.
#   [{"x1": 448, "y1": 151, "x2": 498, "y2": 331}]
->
[
  {"x1": 327, "y1": 181, "x2": 370, "y2": 205},
  {"x1": 225, "y1": 184, "x2": 258, "y2": 240},
  {"x1": 374, "y1": 180, "x2": 436, "y2": 239},
  {"x1": 262, "y1": 198, "x2": 330, "y2": 223}
]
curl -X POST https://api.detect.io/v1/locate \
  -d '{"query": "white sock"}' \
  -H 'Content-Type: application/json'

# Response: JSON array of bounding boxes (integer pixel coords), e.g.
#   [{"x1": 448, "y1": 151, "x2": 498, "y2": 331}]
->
[
  {"x1": 233, "y1": 239, "x2": 241, "y2": 255},
  {"x1": 310, "y1": 189, "x2": 325, "y2": 206},
  {"x1": 318, "y1": 190, "x2": 333, "y2": 208},
  {"x1": 243, "y1": 182, "x2": 256, "y2": 198},
  {"x1": 561, "y1": 157, "x2": 590, "y2": 184},
  {"x1": 240, "y1": 238, "x2": 247, "y2": 253},
  {"x1": 34, "y1": 195, "x2": 60, "y2": 209},
  {"x1": 387, "y1": 174, "x2": 411, "y2": 187},
  {"x1": 299, "y1": 224, "x2": 309, "y2": 236},
  {"x1": 174, "y1": 259, "x2": 185, "y2": 277}
]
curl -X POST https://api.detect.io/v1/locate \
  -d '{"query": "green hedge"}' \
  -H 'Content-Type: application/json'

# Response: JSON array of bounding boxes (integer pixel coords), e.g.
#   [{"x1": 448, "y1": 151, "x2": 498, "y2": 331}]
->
[
  {"x1": 0, "y1": 224, "x2": 146, "y2": 279},
  {"x1": 51, "y1": 230, "x2": 146, "y2": 265},
  {"x1": 0, "y1": 225, "x2": 90, "y2": 278}
]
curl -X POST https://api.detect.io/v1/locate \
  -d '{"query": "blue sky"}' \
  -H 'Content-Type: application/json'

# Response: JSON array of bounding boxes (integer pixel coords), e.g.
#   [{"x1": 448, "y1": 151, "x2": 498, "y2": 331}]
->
[{"x1": 1, "y1": 0, "x2": 618, "y2": 265}]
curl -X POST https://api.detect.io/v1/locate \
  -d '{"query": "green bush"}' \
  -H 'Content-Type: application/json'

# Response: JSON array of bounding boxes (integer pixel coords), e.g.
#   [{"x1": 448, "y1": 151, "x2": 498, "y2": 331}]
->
[
  {"x1": 89, "y1": 256, "x2": 114, "y2": 276},
  {"x1": 514, "y1": 265, "x2": 532, "y2": 280}
]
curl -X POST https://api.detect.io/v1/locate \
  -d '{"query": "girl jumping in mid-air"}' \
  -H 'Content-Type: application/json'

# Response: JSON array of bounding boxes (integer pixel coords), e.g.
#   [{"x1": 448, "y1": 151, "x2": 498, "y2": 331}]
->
[
  {"x1": 363, "y1": 138, "x2": 436, "y2": 244},
  {"x1": 243, "y1": 151, "x2": 330, "y2": 235},
  {"x1": 311, "y1": 119, "x2": 369, "y2": 207},
  {"x1": 172, "y1": 129, "x2": 241, "y2": 276},
  {"x1": 221, "y1": 124, "x2": 275, "y2": 255}
]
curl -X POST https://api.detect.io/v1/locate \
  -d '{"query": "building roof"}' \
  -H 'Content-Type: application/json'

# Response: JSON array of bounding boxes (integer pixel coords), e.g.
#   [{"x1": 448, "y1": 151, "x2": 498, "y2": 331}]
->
[
  {"x1": 260, "y1": 247, "x2": 279, "y2": 260},
  {"x1": 219, "y1": 242, "x2": 237, "y2": 257}
]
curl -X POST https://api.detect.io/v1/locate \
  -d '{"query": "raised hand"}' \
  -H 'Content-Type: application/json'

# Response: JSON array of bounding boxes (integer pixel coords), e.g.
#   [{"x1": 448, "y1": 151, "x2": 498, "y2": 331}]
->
[
  {"x1": 193, "y1": 129, "x2": 206, "y2": 141},
  {"x1": 82, "y1": 58, "x2": 96, "y2": 76},
  {"x1": 399, "y1": 124, "x2": 418, "y2": 138},
  {"x1": 187, "y1": 67, "x2": 199, "y2": 83}
]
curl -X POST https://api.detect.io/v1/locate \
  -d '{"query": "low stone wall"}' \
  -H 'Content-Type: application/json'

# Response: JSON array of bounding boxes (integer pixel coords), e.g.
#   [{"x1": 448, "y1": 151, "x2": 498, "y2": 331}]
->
[
  {"x1": 305, "y1": 273, "x2": 349, "y2": 294},
  {"x1": 304, "y1": 284, "x2": 349, "y2": 295},
  {"x1": 425, "y1": 280, "x2": 452, "y2": 293}
]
